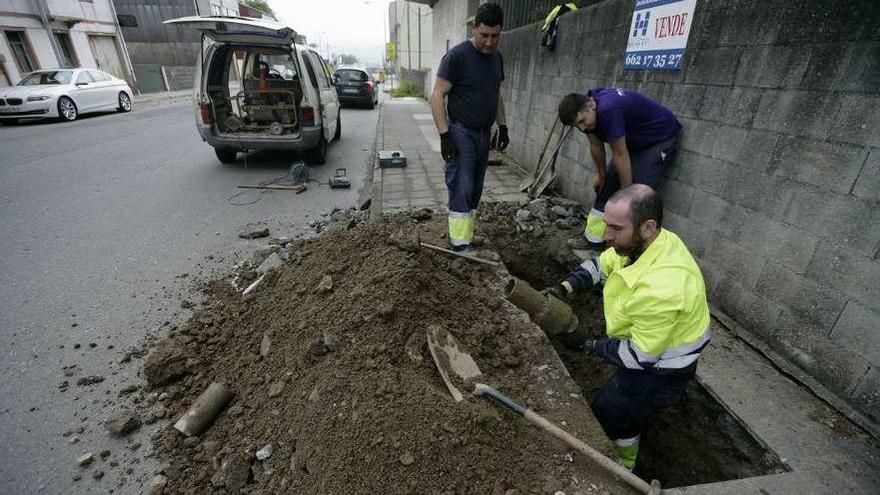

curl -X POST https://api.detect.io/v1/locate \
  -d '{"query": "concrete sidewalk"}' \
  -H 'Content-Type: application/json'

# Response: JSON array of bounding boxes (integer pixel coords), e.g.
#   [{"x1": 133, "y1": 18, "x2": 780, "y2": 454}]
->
[
  {"x1": 371, "y1": 97, "x2": 527, "y2": 216},
  {"x1": 133, "y1": 88, "x2": 191, "y2": 104}
]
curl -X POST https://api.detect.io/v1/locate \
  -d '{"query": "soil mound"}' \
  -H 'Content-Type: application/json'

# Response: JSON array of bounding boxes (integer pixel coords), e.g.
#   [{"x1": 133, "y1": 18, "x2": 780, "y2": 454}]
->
[{"x1": 144, "y1": 211, "x2": 628, "y2": 494}]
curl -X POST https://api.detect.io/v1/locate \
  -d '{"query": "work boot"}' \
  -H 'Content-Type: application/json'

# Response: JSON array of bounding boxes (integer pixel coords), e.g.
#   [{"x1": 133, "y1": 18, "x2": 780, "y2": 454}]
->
[
  {"x1": 566, "y1": 235, "x2": 606, "y2": 251},
  {"x1": 451, "y1": 244, "x2": 472, "y2": 253}
]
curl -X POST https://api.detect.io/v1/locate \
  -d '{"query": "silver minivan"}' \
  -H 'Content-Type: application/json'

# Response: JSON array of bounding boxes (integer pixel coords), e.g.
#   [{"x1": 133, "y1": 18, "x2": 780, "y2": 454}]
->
[{"x1": 165, "y1": 16, "x2": 340, "y2": 164}]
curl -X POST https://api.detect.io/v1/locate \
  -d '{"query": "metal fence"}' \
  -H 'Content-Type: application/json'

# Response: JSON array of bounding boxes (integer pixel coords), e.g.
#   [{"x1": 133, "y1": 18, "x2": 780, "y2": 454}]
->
[{"x1": 495, "y1": 1, "x2": 602, "y2": 31}]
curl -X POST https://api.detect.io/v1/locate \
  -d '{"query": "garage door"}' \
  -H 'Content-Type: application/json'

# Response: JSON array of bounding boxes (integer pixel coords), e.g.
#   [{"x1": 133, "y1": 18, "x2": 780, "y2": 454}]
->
[{"x1": 88, "y1": 35, "x2": 125, "y2": 79}]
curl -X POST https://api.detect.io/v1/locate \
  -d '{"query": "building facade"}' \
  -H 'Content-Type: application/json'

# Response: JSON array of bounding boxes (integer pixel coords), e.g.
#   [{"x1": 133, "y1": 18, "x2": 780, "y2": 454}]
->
[
  {"x1": 0, "y1": 0, "x2": 134, "y2": 87},
  {"x1": 389, "y1": 1, "x2": 433, "y2": 72}
]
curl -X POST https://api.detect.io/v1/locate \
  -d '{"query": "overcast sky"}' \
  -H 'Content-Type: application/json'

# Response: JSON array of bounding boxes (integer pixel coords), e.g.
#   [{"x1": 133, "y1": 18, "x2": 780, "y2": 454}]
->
[{"x1": 269, "y1": 0, "x2": 393, "y2": 66}]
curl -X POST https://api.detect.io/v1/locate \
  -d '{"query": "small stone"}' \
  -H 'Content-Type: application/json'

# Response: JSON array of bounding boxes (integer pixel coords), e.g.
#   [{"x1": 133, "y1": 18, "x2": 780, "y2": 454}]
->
[
  {"x1": 118, "y1": 384, "x2": 139, "y2": 396},
  {"x1": 73, "y1": 343, "x2": 81, "y2": 349},
  {"x1": 399, "y1": 452, "x2": 415, "y2": 466},
  {"x1": 105, "y1": 411, "x2": 141, "y2": 435},
  {"x1": 219, "y1": 453, "x2": 251, "y2": 491},
  {"x1": 72, "y1": 474, "x2": 81, "y2": 481},
  {"x1": 99, "y1": 450, "x2": 111, "y2": 459},
  {"x1": 551, "y1": 205, "x2": 571, "y2": 217},
  {"x1": 128, "y1": 442, "x2": 142, "y2": 451},
  {"x1": 257, "y1": 253, "x2": 283, "y2": 274},
  {"x1": 317, "y1": 275, "x2": 333, "y2": 294},
  {"x1": 256, "y1": 443, "x2": 273, "y2": 461},
  {"x1": 515, "y1": 209, "x2": 531, "y2": 222},
  {"x1": 409, "y1": 207, "x2": 433, "y2": 220},
  {"x1": 309, "y1": 342, "x2": 330, "y2": 360},
  {"x1": 88, "y1": 342, "x2": 97, "y2": 348},
  {"x1": 76, "y1": 375, "x2": 105, "y2": 386},
  {"x1": 268, "y1": 381, "x2": 284, "y2": 398},
  {"x1": 77, "y1": 453, "x2": 94, "y2": 467},
  {"x1": 239, "y1": 227, "x2": 270, "y2": 239},
  {"x1": 69, "y1": 436, "x2": 80, "y2": 444},
  {"x1": 260, "y1": 333, "x2": 272, "y2": 358},
  {"x1": 92, "y1": 470, "x2": 104, "y2": 480},
  {"x1": 147, "y1": 474, "x2": 168, "y2": 495},
  {"x1": 144, "y1": 341, "x2": 189, "y2": 387}
]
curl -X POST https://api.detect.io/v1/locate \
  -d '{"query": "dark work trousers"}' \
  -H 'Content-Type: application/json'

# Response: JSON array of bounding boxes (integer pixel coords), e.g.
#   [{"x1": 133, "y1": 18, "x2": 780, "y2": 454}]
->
[
  {"x1": 593, "y1": 133, "x2": 679, "y2": 211},
  {"x1": 445, "y1": 122, "x2": 491, "y2": 215},
  {"x1": 591, "y1": 365, "x2": 695, "y2": 441}
]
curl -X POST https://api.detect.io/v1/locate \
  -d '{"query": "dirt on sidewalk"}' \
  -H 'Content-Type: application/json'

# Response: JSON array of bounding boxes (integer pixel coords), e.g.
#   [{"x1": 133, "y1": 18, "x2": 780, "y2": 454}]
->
[{"x1": 141, "y1": 204, "x2": 637, "y2": 494}]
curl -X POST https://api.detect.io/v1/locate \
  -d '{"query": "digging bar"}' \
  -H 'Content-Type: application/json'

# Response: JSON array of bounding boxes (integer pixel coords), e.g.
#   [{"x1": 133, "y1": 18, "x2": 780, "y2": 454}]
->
[
  {"x1": 519, "y1": 116, "x2": 561, "y2": 192},
  {"x1": 528, "y1": 125, "x2": 573, "y2": 198},
  {"x1": 419, "y1": 242, "x2": 501, "y2": 267}
]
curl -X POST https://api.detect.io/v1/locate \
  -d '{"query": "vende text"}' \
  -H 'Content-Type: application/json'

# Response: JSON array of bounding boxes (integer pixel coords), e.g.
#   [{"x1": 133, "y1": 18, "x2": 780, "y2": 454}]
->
[{"x1": 655, "y1": 13, "x2": 688, "y2": 38}]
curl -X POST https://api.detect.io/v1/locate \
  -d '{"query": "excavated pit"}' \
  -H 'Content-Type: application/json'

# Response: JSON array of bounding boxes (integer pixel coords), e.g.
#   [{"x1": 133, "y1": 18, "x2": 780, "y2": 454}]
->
[{"x1": 478, "y1": 200, "x2": 789, "y2": 488}]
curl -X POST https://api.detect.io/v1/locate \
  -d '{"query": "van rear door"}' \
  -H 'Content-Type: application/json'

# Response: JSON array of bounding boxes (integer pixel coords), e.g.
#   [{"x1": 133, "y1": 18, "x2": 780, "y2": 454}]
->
[{"x1": 164, "y1": 16, "x2": 296, "y2": 46}]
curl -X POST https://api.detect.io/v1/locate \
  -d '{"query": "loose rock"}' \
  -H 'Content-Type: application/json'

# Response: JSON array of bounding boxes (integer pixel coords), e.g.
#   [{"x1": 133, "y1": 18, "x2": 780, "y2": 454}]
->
[
  {"x1": 76, "y1": 375, "x2": 105, "y2": 386},
  {"x1": 147, "y1": 474, "x2": 168, "y2": 495},
  {"x1": 317, "y1": 275, "x2": 333, "y2": 293},
  {"x1": 77, "y1": 453, "x2": 94, "y2": 467},
  {"x1": 218, "y1": 453, "x2": 251, "y2": 491},
  {"x1": 105, "y1": 411, "x2": 141, "y2": 435},
  {"x1": 239, "y1": 227, "x2": 270, "y2": 239},
  {"x1": 257, "y1": 253, "x2": 283, "y2": 274},
  {"x1": 144, "y1": 341, "x2": 189, "y2": 387}
]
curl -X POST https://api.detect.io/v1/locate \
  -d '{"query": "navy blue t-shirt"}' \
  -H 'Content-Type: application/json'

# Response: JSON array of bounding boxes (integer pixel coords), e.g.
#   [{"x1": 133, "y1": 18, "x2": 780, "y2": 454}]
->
[
  {"x1": 437, "y1": 41, "x2": 504, "y2": 129},
  {"x1": 589, "y1": 87, "x2": 681, "y2": 150}
]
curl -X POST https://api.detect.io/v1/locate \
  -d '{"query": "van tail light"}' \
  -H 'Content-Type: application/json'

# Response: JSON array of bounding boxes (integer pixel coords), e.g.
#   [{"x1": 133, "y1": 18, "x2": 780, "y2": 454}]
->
[
  {"x1": 365, "y1": 81, "x2": 374, "y2": 92},
  {"x1": 300, "y1": 105, "x2": 315, "y2": 126},
  {"x1": 200, "y1": 102, "x2": 213, "y2": 124}
]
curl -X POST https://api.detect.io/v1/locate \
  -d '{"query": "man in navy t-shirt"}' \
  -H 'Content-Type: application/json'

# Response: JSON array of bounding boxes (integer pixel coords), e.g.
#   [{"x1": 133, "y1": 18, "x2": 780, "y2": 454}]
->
[
  {"x1": 431, "y1": 3, "x2": 509, "y2": 252},
  {"x1": 557, "y1": 89, "x2": 681, "y2": 250}
]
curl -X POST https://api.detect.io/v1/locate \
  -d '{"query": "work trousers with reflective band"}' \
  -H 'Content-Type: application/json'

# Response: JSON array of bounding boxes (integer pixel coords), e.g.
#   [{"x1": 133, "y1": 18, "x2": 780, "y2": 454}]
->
[
  {"x1": 590, "y1": 365, "x2": 694, "y2": 468},
  {"x1": 445, "y1": 123, "x2": 491, "y2": 247},
  {"x1": 584, "y1": 134, "x2": 679, "y2": 242}
]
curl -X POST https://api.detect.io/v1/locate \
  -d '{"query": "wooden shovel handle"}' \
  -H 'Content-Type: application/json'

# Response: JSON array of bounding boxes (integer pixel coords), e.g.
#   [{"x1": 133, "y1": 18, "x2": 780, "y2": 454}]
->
[{"x1": 473, "y1": 383, "x2": 657, "y2": 495}]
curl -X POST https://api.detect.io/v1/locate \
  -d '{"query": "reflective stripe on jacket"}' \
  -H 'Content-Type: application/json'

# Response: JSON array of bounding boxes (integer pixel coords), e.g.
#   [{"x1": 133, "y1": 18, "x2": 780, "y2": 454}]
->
[
  {"x1": 542, "y1": 3, "x2": 579, "y2": 31},
  {"x1": 596, "y1": 228, "x2": 710, "y2": 371}
]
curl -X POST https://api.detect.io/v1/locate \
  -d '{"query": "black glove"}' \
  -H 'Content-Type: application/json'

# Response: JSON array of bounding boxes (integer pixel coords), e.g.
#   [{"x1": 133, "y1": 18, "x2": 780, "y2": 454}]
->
[
  {"x1": 541, "y1": 284, "x2": 567, "y2": 300},
  {"x1": 497, "y1": 125, "x2": 510, "y2": 151},
  {"x1": 568, "y1": 338, "x2": 597, "y2": 353},
  {"x1": 440, "y1": 131, "x2": 457, "y2": 164}
]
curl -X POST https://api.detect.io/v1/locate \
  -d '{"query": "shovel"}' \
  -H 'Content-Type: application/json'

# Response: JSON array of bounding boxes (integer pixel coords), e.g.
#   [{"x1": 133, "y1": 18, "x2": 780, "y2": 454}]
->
[{"x1": 426, "y1": 326, "x2": 662, "y2": 495}]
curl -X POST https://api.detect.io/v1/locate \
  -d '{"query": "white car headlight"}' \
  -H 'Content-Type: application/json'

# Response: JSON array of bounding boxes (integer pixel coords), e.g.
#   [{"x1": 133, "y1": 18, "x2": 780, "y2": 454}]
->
[{"x1": 26, "y1": 95, "x2": 50, "y2": 102}]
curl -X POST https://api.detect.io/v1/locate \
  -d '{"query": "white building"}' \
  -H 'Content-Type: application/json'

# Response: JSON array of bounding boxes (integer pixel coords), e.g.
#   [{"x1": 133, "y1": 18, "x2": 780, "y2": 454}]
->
[
  {"x1": 0, "y1": 0, "x2": 134, "y2": 87},
  {"x1": 389, "y1": 0, "x2": 433, "y2": 71}
]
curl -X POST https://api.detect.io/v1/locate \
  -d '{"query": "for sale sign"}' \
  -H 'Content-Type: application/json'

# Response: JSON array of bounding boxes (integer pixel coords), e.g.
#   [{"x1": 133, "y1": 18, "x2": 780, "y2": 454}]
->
[{"x1": 624, "y1": 0, "x2": 696, "y2": 70}]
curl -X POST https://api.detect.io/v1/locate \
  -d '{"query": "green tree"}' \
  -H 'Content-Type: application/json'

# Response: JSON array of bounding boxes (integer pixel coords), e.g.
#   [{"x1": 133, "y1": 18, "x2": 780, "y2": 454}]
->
[{"x1": 243, "y1": 0, "x2": 275, "y2": 16}]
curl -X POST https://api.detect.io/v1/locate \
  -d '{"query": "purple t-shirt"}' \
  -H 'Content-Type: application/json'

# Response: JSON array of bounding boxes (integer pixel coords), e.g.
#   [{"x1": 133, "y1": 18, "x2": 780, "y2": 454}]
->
[{"x1": 589, "y1": 87, "x2": 681, "y2": 150}]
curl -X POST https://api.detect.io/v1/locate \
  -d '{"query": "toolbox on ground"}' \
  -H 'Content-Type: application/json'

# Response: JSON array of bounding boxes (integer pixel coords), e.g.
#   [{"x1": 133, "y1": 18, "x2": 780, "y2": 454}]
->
[{"x1": 378, "y1": 150, "x2": 407, "y2": 168}]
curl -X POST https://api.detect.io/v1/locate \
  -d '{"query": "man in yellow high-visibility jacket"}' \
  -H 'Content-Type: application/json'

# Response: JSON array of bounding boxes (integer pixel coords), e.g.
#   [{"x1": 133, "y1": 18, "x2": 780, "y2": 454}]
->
[{"x1": 543, "y1": 184, "x2": 711, "y2": 471}]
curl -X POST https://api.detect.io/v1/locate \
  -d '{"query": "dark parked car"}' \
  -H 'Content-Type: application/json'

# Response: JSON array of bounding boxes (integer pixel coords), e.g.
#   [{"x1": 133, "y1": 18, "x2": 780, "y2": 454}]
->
[{"x1": 333, "y1": 67, "x2": 378, "y2": 109}]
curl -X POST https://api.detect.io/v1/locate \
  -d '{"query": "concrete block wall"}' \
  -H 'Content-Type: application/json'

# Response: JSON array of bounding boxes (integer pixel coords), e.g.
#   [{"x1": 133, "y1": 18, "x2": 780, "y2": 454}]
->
[{"x1": 498, "y1": 0, "x2": 880, "y2": 427}]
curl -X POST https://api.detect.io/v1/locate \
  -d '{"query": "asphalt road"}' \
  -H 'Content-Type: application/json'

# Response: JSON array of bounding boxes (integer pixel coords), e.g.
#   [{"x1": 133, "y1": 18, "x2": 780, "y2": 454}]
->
[{"x1": 0, "y1": 93, "x2": 380, "y2": 494}]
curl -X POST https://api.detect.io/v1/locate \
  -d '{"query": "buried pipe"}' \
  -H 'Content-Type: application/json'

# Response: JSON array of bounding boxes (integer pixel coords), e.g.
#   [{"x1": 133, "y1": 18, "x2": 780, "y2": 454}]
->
[
  {"x1": 505, "y1": 277, "x2": 579, "y2": 335},
  {"x1": 174, "y1": 382, "x2": 234, "y2": 437}
]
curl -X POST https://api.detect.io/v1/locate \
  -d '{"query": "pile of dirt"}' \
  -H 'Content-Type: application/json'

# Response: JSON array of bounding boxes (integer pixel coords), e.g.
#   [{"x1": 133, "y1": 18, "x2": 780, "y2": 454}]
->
[{"x1": 141, "y1": 209, "x2": 633, "y2": 494}]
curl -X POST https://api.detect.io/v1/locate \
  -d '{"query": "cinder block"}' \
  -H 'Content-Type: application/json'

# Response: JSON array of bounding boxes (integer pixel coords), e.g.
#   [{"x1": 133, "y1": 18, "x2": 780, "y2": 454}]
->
[
  {"x1": 676, "y1": 151, "x2": 728, "y2": 195},
  {"x1": 710, "y1": 276, "x2": 783, "y2": 341},
  {"x1": 734, "y1": 44, "x2": 811, "y2": 89},
  {"x1": 806, "y1": 244, "x2": 880, "y2": 313},
  {"x1": 704, "y1": 233, "x2": 766, "y2": 290},
  {"x1": 771, "y1": 309, "x2": 871, "y2": 400},
  {"x1": 696, "y1": 257, "x2": 724, "y2": 297},
  {"x1": 697, "y1": 87, "x2": 762, "y2": 128},
  {"x1": 728, "y1": 207, "x2": 818, "y2": 273},
  {"x1": 831, "y1": 301, "x2": 880, "y2": 365},
  {"x1": 828, "y1": 94, "x2": 880, "y2": 148},
  {"x1": 658, "y1": 178, "x2": 695, "y2": 218},
  {"x1": 720, "y1": 166, "x2": 791, "y2": 221},
  {"x1": 658, "y1": 83, "x2": 706, "y2": 120},
  {"x1": 783, "y1": 185, "x2": 880, "y2": 257},
  {"x1": 768, "y1": 136, "x2": 867, "y2": 194},
  {"x1": 752, "y1": 90, "x2": 834, "y2": 140},
  {"x1": 754, "y1": 262, "x2": 847, "y2": 329},
  {"x1": 850, "y1": 368, "x2": 879, "y2": 422},
  {"x1": 683, "y1": 47, "x2": 742, "y2": 86},
  {"x1": 664, "y1": 208, "x2": 709, "y2": 259},
  {"x1": 798, "y1": 42, "x2": 851, "y2": 91},
  {"x1": 678, "y1": 118, "x2": 716, "y2": 156},
  {"x1": 688, "y1": 189, "x2": 732, "y2": 237},
  {"x1": 837, "y1": 42, "x2": 880, "y2": 93},
  {"x1": 852, "y1": 149, "x2": 880, "y2": 201},
  {"x1": 711, "y1": 127, "x2": 778, "y2": 172}
]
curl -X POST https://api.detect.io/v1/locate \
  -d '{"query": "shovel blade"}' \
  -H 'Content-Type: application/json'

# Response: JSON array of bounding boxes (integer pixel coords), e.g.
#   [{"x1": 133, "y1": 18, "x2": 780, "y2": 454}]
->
[{"x1": 426, "y1": 326, "x2": 483, "y2": 402}]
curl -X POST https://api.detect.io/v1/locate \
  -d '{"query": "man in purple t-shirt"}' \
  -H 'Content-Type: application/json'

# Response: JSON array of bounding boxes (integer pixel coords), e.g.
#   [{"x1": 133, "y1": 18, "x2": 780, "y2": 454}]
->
[{"x1": 557, "y1": 88, "x2": 681, "y2": 250}]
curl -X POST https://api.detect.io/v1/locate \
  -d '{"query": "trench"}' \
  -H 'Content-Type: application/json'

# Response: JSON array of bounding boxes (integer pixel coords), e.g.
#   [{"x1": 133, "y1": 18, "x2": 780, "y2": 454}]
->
[{"x1": 487, "y1": 222, "x2": 789, "y2": 488}]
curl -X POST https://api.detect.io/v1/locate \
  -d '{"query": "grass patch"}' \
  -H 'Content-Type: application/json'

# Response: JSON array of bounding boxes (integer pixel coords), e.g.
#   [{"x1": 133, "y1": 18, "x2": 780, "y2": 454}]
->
[{"x1": 391, "y1": 81, "x2": 423, "y2": 98}]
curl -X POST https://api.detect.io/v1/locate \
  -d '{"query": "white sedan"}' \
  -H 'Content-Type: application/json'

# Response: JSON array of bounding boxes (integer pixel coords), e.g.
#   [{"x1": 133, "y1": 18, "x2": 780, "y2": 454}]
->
[{"x1": 0, "y1": 68, "x2": 133, "y2": 123}]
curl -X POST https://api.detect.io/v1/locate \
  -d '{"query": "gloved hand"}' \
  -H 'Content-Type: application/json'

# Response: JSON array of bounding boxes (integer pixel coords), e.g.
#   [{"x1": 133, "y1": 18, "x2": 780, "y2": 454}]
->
[
  {"x1": 556, "y1": 334, "x2": 597, "y2": 353},
  {"x1": 497, "y1": 124, "x2": 510, "y2": 151},
  {"x1": 540, "y1": 284, "x2": 568, "y2": 300},
  {"x1": 440, "y1": 131, "x2": 457, "y2": 164}
]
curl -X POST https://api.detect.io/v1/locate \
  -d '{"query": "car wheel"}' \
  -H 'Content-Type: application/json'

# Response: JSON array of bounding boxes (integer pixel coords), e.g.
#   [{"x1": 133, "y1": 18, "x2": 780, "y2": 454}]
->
[
  {"x1": 58, "y1": 96, "x2": 78, "y2": 122},
  {"x1": 368, "y1": 97, "x2": 375, "y2": 110},
  {"x1": 310, "y1": 134, "x2": 328, "y2": 165},
  {"x1": 333, "y1": 111, "x2": 341, "y2": 141},
  {"x1": 118, "y1": 92, "x2": 132, "y2": 112},
  {"x1": 215, "y1": 148, "x2": 237, "y2": 163}
]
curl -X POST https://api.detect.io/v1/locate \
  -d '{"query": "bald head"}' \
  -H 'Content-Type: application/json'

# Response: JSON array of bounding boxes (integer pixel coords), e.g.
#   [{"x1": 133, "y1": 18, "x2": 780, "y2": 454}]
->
[{"x1": 607, "y1": 184, "x2": 663, "y2": 231}]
